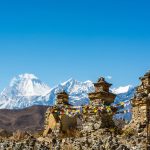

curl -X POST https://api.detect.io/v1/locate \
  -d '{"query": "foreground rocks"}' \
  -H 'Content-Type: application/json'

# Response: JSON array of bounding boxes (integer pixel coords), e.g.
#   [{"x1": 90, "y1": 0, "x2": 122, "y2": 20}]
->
[
  {"x1": 0, "y1": 136, "x2": 50, "y2": 150},
  {"x1": 0, "y1": 117, "x2": 147, "y2": 149},
  {"x1": 0, "y1": 128, "x2": 146, "y2": 150},
  {"x1": 0, "y1": 115, "x2": 147, "y2": 150}
]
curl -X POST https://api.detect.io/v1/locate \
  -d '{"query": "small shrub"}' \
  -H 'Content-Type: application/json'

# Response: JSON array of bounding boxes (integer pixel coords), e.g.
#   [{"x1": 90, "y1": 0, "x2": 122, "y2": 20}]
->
[
  {"x1": 12, "y1": 130, "x2": 28, "y2": 141},
  {"x1": 123, "y1": 128, "x2": 135, "y2": 138}
]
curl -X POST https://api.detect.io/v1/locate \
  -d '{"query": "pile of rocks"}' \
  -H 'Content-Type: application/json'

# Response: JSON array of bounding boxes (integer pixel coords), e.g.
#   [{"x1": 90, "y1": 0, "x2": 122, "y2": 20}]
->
[
  {"x1": 37, "y1": 113, "x2": 130, "y2": 150},
  {"x1": 132, "y1": 71, "x2": 150, "y2": 123},
  {"x1": 0, "y1": 128, "x2": 147, "y2": 150},
  {"x1": 123, "y1": 71, "x2": 150, "y2": 149}
]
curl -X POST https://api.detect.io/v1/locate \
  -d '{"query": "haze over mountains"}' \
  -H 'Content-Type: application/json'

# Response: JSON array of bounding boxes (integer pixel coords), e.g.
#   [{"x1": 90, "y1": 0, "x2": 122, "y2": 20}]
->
[{"x1": 0, "y1": 74, "x2": 135, "y2": 109}]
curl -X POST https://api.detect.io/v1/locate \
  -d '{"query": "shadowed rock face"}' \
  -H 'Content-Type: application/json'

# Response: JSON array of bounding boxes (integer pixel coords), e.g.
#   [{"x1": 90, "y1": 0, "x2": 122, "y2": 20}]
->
[{"x1": 0, "y1": 106, "x2": 48, "y2": 133}]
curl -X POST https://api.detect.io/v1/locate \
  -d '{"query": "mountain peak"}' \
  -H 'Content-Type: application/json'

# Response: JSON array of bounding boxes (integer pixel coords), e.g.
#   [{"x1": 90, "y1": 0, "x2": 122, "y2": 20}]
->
[
  {"x1": 2, "y1": 73, "x2": 50, "y2": 97},
  {"x1": 19, "y1": 73, "x2": 38, "y2": 80},
  {"x1": 111, "y1": 85, "x2": 133, "y2": 94},
  {"x1": 10, "y1": 73, "x2": 38, "y2": 87}
]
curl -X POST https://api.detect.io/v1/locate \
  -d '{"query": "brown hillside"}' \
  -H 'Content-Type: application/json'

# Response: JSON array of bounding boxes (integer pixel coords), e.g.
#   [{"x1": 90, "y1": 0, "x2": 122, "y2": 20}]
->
[{"x1": 0, "y1": 106, "x2": 48, "y2": 133}]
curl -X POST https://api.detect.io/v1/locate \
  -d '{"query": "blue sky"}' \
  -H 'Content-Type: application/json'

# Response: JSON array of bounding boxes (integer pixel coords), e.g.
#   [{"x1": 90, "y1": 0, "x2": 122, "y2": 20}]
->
[{"x1": 0, "y1": 0, "x2": 150, "y2": 90}]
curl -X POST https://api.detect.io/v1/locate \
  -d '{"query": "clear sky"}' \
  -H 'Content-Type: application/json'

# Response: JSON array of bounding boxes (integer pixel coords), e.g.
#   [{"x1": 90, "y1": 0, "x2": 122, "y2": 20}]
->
[{"x1": 0, "y1": 0, "x2": 150, "y2": 90}]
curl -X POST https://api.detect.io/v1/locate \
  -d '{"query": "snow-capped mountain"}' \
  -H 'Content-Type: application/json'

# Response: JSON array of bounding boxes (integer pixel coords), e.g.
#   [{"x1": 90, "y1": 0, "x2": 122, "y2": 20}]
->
[
  {"x1": 1, "y1": 74, "x2": 50, "y2": 97},
  {"x1": 0, "y1": 73, "x2": 135, "y2": 109},
  {"x1": 0, "y1": 74, "x2": 94, "y2": 109},
  {"x1": 112, "y1": 86, "x2": 135, "y2": 121},
  {"x1": 0, "y1": 74, "x2": 51, "y2": 109},
  {"x1": 111, "y1": 85, "x2": 135, "y2": 104},
  {"x1": 111, "y1": 85, "x2": 133, "y2": 95}
]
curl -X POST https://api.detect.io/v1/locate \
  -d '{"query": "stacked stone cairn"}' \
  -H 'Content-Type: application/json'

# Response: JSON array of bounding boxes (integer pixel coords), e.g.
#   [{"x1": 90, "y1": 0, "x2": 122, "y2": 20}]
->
[
  {"x1": 88, "y1": 77, "x2": 117, "y2": 128},
  {"x1": 126, "y1": 70, "x2": 150, "y2": 149}
]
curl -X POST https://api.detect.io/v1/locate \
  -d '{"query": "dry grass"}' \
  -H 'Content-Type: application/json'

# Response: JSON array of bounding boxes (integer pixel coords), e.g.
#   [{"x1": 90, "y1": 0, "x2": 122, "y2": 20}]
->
[
  {"x1": 122, "y1": 127, "x2": 135, "y2": 138},
  {"x1": 62, "y1": 144, "x2": 74, "y2": 150},
  {"x1": 12, "y1": 130, "x2": 29, "y2": 141}
]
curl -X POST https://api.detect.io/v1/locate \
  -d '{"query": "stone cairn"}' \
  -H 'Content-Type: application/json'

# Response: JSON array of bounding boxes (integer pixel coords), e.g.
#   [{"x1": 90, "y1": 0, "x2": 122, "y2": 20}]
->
[
  {"x1": 43, "y1": 91, "x2": 75, "y2": 137},
  {"x1": 88, "y1": 77, "x2": 117, "y2": 128},
  {"x1": 130, "y1": 71, "x2": 150, "y2": 149},
  {"x1": 40, "y1": 78, "x2": 131, "y2": 150},
  {"x1": 44, "y1": 91, "x2": 69, "y2": 134},
  {"x1": 44, "y1": 77, "x2": 117, "y2": 137}
]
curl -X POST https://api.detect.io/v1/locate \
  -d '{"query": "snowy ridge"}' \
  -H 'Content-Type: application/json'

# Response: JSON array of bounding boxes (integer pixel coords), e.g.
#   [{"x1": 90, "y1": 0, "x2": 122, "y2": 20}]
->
[
  {"x1": 44, "y1": 78, "x2": 95, "y2": 107},
  {"x1": 111, "y1": 85, "x2": 133, "y2": 94},
  {"x1": 0, "y1": 74, "x2": 95, "y2": 109},
  {"x1": 0, "y1": 73, "x2": 135, "y2": 109}
]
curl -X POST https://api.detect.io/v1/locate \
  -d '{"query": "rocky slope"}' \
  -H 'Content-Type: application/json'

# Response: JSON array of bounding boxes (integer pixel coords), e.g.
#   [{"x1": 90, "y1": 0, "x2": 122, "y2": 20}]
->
[{"x1": 0, "y1": 105, "x2": 48, "y2": 133}]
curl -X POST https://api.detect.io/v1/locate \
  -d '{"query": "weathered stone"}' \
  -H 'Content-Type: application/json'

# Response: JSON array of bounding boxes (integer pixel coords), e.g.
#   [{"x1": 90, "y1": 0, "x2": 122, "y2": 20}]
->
[{"x1": 93, "y1": 123, "x2": 101, "y2": 130}]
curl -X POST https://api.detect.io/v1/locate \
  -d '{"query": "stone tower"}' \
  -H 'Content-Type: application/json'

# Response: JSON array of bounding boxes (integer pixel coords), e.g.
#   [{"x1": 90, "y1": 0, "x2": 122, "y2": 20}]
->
[
  {"x1": 89, "y1": 77, "x2": 116, "y2": 106},
  {"x1": 88, "y1": 77, "x2": 116, "y2": 128},
  {"x1": 130, "y1": 71, "x2": 150, "y2": 148},
  {"x1": 131, "y1": 71, "x2": 150, "y2": 127},
  {"x1": 56, "y1": 91, "x2": 69, "y2": 106}
]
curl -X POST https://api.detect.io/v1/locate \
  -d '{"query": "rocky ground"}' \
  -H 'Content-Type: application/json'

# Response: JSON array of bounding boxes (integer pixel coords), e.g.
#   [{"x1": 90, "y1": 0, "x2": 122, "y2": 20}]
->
[
  {"x1": 0, "y1": 114, "x2": 148, "y2": 150},
  {"x1": 0, "y1": 129, "x2": 146, "y2": 150}
]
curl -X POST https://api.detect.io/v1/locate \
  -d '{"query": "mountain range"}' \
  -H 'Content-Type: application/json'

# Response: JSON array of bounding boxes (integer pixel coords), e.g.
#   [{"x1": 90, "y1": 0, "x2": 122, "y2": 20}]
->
[{"x1": 0, "y1": 73, "x2": 135, "y2": 109}]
